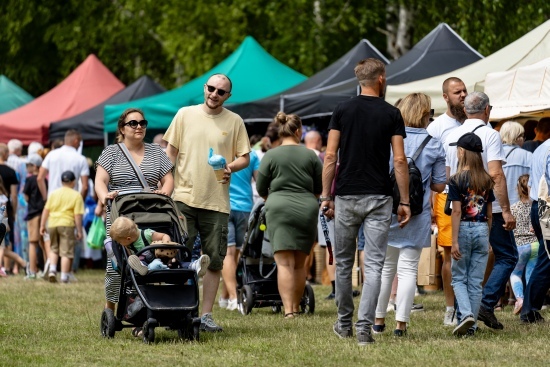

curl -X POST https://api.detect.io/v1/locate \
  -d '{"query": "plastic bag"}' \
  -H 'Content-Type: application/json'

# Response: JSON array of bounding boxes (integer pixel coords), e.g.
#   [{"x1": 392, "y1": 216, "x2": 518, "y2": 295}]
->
[{"x1": 87, "y1": 216, "x2": 106, "y2": 250}]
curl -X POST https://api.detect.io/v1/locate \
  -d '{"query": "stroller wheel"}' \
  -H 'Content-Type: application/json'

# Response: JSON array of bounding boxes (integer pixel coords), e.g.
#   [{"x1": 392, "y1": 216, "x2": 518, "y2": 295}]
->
[
  {"x1": 100, "y1": 308, "x2": 115, "y2": 338},
  {"x1": 300, "y1": 283, "x2": 315, "y2": 315},
  {"x1": 271, "y1": 305, "x2": 282, "y2": 314},
  {"x1": 239, "y1": 285, "x2": 254, "y2": 315},
  {"x1": 142, "y1": 321, "x2": 155, "y2": 344}
]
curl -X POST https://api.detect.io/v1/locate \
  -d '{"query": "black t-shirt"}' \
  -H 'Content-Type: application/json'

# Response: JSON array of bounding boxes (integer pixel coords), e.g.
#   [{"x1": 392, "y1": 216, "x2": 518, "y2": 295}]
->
[
  {"x1": 0, "y1": 164, "x2": 19, "y2": 218},
  {"x1": 522, "y1": 140, "x2": 544, "y2": 153},
  {"x1": 23, "y1": 175, "x2": 47, "y2": 220},
  {"x1": 448, "y1": 172, "x2": 495, "y2": 222},
  {"x1": 328, "y1": 95, "x2": 406, "y2": 196}
]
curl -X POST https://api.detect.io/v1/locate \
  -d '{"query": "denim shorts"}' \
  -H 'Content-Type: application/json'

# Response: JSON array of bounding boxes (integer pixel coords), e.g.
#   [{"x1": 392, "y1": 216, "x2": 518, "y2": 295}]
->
[
  {"x1": 357, "y1": 223, "x2": 365, "y2": 251},
  {"x1": 228, "y1": 210, "x2": 249, "y2": 248}
]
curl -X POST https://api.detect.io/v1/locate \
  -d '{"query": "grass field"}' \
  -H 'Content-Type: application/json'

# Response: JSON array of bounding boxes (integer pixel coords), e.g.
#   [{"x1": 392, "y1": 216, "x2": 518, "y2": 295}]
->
[{"x1": 1, "y1": 269, "x2": 548, "y2": 367}]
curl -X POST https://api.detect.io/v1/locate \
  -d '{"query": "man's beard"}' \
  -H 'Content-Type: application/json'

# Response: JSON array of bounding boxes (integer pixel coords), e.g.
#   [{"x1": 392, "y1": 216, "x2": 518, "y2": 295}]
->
[{"x1": 450, "y1": 102, "x2": 467, "y2": 122}]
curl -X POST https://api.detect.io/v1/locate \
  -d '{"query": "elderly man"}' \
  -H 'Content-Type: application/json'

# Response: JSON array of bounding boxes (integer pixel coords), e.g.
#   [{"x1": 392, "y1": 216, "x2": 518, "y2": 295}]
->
[
  {"x1": 445, "y1": 91, "x2": 516, "y2": 331},
  {"x1": 322, "y1": 58, "x2": 410, "y2": 345},
  {"x1": 427, "y1": 77, "x2": 468, "y2": 326},
  {"x1": 164, "y1": 73, "x2": 250, "y2": 332}
]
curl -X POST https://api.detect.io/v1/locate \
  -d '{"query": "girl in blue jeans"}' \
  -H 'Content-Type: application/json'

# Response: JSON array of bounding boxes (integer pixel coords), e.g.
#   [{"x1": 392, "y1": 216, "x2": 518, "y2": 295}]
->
[{"x1": 448, "y1": 132, "x2": 495, "y2": 336}]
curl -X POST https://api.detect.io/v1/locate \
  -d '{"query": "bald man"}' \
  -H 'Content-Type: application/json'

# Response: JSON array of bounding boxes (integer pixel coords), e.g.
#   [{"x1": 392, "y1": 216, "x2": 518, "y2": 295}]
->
[{"x1": 304, "y1": 130, "x2": 323, "y2": 156}]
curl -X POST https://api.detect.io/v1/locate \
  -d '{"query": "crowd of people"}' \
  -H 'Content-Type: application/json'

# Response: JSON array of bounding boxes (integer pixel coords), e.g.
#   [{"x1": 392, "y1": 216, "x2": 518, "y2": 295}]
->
[{"x1": 2, "y1": 59, "x2": 550, "y2": 345}]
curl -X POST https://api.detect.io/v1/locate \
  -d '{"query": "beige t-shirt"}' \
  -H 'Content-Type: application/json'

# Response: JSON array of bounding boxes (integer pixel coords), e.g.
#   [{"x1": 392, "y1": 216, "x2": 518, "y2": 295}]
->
[{"x1": 163, "y1": 105, "x2": 251, "y2": 213}]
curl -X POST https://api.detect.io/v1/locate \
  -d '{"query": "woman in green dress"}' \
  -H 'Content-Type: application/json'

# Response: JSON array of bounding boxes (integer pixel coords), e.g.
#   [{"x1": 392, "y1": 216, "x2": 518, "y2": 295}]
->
[{"x1": 256, "y1": 112, "x2": 323, "y2": 318}]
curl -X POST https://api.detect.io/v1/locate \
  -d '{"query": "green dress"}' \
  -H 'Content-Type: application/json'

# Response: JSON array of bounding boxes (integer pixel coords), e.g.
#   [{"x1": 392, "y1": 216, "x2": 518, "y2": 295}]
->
[{"x1": 256, "y1": 145, "x2": 323, "y2": 254}]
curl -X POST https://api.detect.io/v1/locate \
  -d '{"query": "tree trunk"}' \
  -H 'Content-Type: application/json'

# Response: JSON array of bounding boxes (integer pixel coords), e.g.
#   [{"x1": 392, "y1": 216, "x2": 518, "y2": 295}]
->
[{"x1": 384, "y1": 3, "x2": 414, "y2": 60}]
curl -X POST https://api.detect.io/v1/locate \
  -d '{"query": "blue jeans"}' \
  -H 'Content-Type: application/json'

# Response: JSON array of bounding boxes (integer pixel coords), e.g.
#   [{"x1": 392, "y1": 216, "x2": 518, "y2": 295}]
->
[
  {"x1": 452, "y1": 222, "x2": 489, "y2": 324},
  {"x1": 228, "y1": 210, "x2": 249, "y2": 248},
  {"x1": 510, "y1": 242, "x2": 539, "y2": 299},
  {"x1": 480, "y1": 213, "x2": 518, "y2": 311},
  {"x1": 333, "y1": 194, "x2": 392, "y2": 330}
]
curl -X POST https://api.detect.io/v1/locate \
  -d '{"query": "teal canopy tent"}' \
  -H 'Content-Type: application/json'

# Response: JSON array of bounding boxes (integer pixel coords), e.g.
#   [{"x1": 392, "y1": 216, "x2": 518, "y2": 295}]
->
[
  {"x1": 104, "y1": 36, "x2": 307, "y2": 134},
  {"x1": 0, "y1": 75, "x2": 33, "y2": 114}
]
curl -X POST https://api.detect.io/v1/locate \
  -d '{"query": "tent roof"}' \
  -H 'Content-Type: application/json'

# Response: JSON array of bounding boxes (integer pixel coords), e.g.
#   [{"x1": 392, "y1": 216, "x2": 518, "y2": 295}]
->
[
  {"x1": 485, "y1": 57, "x2": 550, "y2": 120},
  {"x1": 0, "y1": 55, "x2": 124, "y2": 145},
  {"x1": 227, "y1": 39, "x2": 389, "y2": 122},
  {"x1": 104, "y1": 36, "x2": 307, "y2": 133},
  {"x1": 0, "y1": 75, "x2": 33, "y2": 114},
  {"x1": 385, "y1": 23, "x2": 483, "y2": 85},
  {"x1": 50, "y1": 75, "x2": 165, "y2": 141},
  {"x1": 386, "y1": 20, "x2": 550, "y2": 115}
]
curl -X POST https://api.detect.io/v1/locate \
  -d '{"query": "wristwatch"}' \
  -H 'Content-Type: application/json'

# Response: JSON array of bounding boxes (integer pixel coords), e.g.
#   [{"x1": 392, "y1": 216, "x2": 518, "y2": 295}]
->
[{"x1": 320, "y1": 196, "x2": 333, "y2": 202}]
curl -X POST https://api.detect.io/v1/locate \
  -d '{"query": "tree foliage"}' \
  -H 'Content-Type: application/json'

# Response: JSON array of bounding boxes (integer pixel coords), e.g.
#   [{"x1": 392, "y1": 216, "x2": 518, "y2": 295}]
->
[{"x1": 0, "y1": 0, "x2": 548, "y2": 97}]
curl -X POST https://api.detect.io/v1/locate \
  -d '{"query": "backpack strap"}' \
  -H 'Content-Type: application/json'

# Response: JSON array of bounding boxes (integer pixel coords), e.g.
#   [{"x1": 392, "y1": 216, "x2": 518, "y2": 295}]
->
[
  {"x1": 505, "y1": 146, "x2": 518, "y2": 159},
  {"x1": 411, "y1": 135, "x2": 432, "y2": 162},
  {"x1": 140, "y1": 229, "x2": 150, "y2": 247}
]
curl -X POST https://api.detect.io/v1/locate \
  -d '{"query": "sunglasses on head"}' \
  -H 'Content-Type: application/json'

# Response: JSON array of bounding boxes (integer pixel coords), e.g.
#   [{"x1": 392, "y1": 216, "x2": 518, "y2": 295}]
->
[
  {"x1": 206, "y1": 84, "x2": 229, "y2": 97},
  {"x1": 124, "y1": 120, "x2": 148, "y2": 129}
]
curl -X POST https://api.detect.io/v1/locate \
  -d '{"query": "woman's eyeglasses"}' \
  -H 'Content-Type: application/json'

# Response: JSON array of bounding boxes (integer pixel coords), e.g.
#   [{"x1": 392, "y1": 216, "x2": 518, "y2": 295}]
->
[
  {"x1": 124, "y1": 120, "x2": 148, "y2": 129},
  {"x1": 206, "y1": 84, "x2": 229, "y2": 96}
]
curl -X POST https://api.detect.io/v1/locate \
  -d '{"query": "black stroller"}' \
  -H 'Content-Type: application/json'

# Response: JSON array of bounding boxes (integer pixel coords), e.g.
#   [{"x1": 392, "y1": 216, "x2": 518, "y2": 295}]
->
[
  {"x1": 100, "y1": 192, "x2": 201, "y2": 343},
  {"x1": 236, "y1": 201, "x2": 315, "y2": 315}
]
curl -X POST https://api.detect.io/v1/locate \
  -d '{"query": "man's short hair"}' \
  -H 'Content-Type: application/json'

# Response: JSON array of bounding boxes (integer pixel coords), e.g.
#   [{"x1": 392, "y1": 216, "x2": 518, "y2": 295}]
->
[
  {"x1": 536, "y1": 117, "x2": 550, "y2": 135},
  {"x1": 442, "y1": 77, "x2": 465, "y2": 94},
  {"x1": 210, "y1": 73, "x2": 232, "y2": 92},
  {"x1": 7, "y1": 139, "x2": 23, "y2": 153},
  {"x1": 64, "y1": 129, "x2": 82, "y2": 143},
  {"x1": 354, "y1": 58, "x2": 386, "y2": 87},
  {"x1": 464, "y1": 91, "x2": 489, "y2": 114}
]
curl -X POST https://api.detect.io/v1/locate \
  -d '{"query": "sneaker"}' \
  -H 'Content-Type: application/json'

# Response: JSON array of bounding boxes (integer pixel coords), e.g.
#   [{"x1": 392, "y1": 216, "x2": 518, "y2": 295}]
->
[
  {"x1": 453, "y1": 316, "x2": 475, "y2": 336},
  {"x1": 333, "y1": 322, "x2": 352, "y2": 339},
  {"x1": 393, "y1": 328, "x2": 407, "y2": 337},
  {"x1": 521, "y1": 310, "x2": 545, "y2": 324},
  {"x1": 411, "y1": 303, "x2": 424, "y2": 312},
  {"x1": 372, "y1": 324, "x2": 386, "y2": 334},
  {"x1": 387, "y1": 300, "x2": 396, "y2": 313},
  {"x1": 41, "y1": 263, "x2": 50, "y2": 280},
  {"x1": 478, "y1": 306, "x2": 504, "y2": 329},
  {"x1": 200, "y1": 313, "x2": 223, "y2": 332},
  {"x1": 24, "y1": 273, "x2": 37, "y2": 280},
  {"x1": 128, "y1": 255, "x2": 149, "y2": 276},
  {"x1": 357, "y1": 328, "x2": 375, "y2": 345},
  {"x1": 513, "y1": 298, "x2": 523, "y2": 315},
  {"x1": 190, "y1": 255, "x2": 210, "y2": 277},
  {"x1": 325, "y1": 292, "x2": 335, "y2": 300},
  {"x1": 226, "y1": 298, "x2": 238, "y2": 311},
  {"x1": 443, "y1": 309, "x2": 457, "y2": 326},
  {"x1": 218, "y1": 298, "x2": 229, "y2": 309},
  {"x1": 48, "y1": 271, "x2": 57, "y2": 283},
  {"x1": 0, "y1": 268, "x2": 7, "y2": 277},
  {"x1": 68, "y1": 272, "x2": 78, "y2": 283},
  {"x1": 465, "y1": 327, "x2": 476, "y2": 337}
]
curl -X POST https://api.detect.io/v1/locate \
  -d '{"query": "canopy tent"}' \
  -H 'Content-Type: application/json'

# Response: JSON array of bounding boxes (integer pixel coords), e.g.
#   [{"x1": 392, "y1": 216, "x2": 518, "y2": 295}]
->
[
  {"x1": 235, "y1": 23, "x2": 483, "y2": 123},
  {"x1": 50, "y1": 76, "x2": 165, "y2": 141},
  {"x1": 104, "y1": 36, "x2": 307, "y2": 133},
  {"x1": 386, "y1": 20, "x2": 550, "y2": 115},
  {"x1": 485, "y1": 57, "x2": 550, "y2": 121},
  {"x1": 227, "y1": 39, "x2": 389, "y2": 122},
  {"x1": 0, "y1": 55, "x2": 124, "y2": 145},
  {"x1": 0, "y1": 75, "x2": 33, "y2": 114}
]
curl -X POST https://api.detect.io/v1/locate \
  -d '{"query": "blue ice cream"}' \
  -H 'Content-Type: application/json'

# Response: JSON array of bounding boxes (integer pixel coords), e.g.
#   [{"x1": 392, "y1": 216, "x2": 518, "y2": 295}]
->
[{"x1": 208, "y1": 148, "x2": 226, "y2": 170}]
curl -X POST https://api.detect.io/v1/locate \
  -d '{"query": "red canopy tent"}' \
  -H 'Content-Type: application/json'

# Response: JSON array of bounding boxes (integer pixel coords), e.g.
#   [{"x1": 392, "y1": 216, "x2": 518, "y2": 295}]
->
[{"x1": 0, "y1": 54, "x2": 124, "y2": 145}]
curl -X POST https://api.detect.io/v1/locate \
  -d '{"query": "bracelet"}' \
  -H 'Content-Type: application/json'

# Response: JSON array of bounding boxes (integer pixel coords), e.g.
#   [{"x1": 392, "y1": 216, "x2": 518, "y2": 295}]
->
[
  {"x1": 399, "y1": 202, "x2": 410, "y2": 207},
  {"x1": 319, "y1": 196, "x2": 333, "y2": 202}
]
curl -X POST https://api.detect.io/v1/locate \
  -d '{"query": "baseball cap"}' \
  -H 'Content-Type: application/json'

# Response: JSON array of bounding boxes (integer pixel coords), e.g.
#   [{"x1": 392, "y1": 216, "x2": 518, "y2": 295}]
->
[
  {"x1": 25, "y1": 154, "x2": 43, "y2": 167},
  {"x1": 61, "y1": 170, "x2": 76, "y2": 183},
  {"x1": 449, "y1": 132, "x2": 483, "y2": 153}
]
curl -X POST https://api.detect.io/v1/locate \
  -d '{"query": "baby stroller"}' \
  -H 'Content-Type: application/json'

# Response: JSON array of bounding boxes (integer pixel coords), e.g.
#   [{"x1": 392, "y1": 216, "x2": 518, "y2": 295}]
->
[
  {"x1": 236, "y1": 201, "x2": 315, "y2": 315},
  {"x1": 100, "y1": 192, "x2": 201, "y2": 343}
]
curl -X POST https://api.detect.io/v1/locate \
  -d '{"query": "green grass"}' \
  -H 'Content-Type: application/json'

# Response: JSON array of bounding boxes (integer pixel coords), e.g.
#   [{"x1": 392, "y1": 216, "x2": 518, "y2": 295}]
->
[{"x1": 1, "y1": 270, "x2": 548, "y2": 367}]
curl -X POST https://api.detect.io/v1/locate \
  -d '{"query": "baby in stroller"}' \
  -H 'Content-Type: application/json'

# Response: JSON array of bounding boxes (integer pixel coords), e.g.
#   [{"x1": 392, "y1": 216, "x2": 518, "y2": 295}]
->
[{"x1": 108, "y1": 216, "x2": 210, "y2": 277}]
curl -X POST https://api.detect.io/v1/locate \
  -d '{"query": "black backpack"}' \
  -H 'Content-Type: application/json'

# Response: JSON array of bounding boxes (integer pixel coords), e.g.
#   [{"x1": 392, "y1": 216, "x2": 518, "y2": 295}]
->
[{"x1": 390, "y1": 135, "x2": 432, "y2": 216}]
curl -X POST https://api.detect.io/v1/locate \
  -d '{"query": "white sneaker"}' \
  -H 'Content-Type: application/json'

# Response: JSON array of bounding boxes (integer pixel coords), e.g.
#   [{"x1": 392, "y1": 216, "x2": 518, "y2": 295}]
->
[
  {"x1": 190, "y1": 255, "x2": 210, "y2": 277},
  {"x1": 219, "y1": 298, "x2": 228, "y2": 309},
  {"x1": 68, "y1": 272, "x2": 78, "y2": 283},
  {"x1": 226, "y1": 298, "x2": 238, "y2": 311},
  {"x1": 444, "y1": 309, "x2": 457, "y2": 326},
  {"x1": 128, "y1": 255, "x2": 149, "y2": 276}
]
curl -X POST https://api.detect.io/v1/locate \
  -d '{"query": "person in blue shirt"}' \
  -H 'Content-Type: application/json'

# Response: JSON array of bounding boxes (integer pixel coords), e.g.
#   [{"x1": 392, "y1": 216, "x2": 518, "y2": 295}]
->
[{"x1": 219, "y1": 150, "x2": 260, "y2": 311}]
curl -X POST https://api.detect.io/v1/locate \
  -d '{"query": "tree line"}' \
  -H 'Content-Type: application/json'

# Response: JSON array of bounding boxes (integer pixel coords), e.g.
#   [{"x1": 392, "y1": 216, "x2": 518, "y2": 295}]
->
[{"x1": 1, "y1": 0, "x2": 548, "y2": 97}]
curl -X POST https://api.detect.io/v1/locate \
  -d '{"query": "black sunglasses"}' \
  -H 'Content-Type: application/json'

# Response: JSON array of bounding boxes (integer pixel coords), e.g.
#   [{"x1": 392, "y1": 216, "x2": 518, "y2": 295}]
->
[
  {"x1": 124, "y1": 120, "x2": 148, "y2": 129},
  {"x1": 206, "y1": 84, "x2": 229, "y2": 97}
]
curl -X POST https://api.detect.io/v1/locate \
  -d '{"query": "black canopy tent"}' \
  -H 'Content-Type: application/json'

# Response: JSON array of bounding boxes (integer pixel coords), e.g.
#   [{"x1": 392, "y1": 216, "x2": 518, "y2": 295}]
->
[{"x1": 49, "y1": 75, "x2": 165, "y2": 142}]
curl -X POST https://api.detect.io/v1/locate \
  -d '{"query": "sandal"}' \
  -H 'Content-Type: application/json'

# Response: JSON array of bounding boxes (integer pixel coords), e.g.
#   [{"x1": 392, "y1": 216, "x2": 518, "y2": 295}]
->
[
  {"x1": 284, "y1": 313, "x2": 295, "y2": 319},
  {"x1": 131, "y1": 327, "x2": 143, "y2": 337}
]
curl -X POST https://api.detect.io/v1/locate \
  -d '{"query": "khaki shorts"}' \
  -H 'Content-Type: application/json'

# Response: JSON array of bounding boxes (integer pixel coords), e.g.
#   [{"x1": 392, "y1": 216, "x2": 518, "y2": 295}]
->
[
  {"x1": 49, "y1": 226, "x2": 76, "y2": 258},
  {"x1": 434, "y1": 193, "x2": 452, "y2": 247},
  {"x1": 176, "y1": 202, "x2": 228, "y2": 271},
  {"x1": 27, "y1": 215, "x2": 42, "y2": 243}
]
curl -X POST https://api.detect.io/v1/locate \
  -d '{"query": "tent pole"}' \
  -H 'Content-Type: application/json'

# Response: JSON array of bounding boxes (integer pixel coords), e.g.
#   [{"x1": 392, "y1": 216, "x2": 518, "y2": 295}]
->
[
  {"x1": 280, "y1": 95, "x2": 285, "y2": 113},
  {"x1": 104, "y1": 132, "x2": 108, "y2": 147}
]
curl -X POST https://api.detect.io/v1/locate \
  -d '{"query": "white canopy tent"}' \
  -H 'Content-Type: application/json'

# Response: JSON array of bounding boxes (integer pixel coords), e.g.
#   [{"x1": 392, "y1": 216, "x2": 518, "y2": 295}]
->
[
  {"x1": 485, "y1": 57, "x2": 550, "y2": 121},
  {"x1": 385, "y1": 20, "x2": 550, "y2": 115}
]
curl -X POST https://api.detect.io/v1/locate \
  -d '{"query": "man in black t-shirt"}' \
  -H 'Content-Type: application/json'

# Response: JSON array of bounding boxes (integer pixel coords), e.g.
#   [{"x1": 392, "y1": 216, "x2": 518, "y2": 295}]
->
[
  {"x1": 321, "y1": 58, "x2": 410, "y2": 345},
  {"x1": 0, "y1": 143, "x2": 19, "y2": 246}
]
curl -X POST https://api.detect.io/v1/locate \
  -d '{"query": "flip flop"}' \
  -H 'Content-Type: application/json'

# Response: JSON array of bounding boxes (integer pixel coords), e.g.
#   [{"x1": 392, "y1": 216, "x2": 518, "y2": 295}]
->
[{"x1": 131, "y1": 327, "x2": 143, "y2": 337}]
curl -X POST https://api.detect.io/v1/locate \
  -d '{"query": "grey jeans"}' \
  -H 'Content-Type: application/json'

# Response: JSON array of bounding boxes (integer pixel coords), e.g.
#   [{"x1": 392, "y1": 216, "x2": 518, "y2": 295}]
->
[{"x1": 334, "y1": 194, "x2": 392, "y2": 330}]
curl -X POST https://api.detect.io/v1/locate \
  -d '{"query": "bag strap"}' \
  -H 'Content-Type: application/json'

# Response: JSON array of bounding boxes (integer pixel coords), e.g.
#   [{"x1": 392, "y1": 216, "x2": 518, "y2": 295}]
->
[
  {"x1": 505, "y1": 146, "x2": 518, "y2": 159},
  {"x1": 472, "y1": 124, "x2": 485, "y2": 133},
  {"x1": 117, "y1": 143, "x2": 150, "y2": 190},
  {"x1": 411, "y1": 135, "x2": 432, "y2": 162}
]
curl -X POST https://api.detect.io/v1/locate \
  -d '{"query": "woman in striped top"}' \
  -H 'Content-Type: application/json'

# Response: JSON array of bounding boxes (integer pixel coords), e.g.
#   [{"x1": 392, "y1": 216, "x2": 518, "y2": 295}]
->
[{"x1": 95, "y1": 108, "x2": 174, "y2": 312}]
